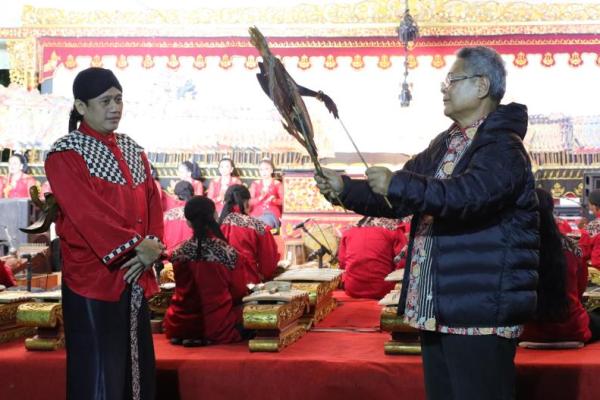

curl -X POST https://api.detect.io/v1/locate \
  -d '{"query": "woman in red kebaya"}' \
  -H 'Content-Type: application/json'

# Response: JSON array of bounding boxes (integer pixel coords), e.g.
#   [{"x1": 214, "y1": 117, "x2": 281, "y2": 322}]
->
[
  {"x1": 580, "y1": 189, "x2": 600, "y2": 269},
  {"x1": 338, "y1": 217, "x2": 407, "y2": 299},
  {"x1": 220, "y1": 184, "x2": 279, "y2": 284},
  {"x1": 249, "y1": 159, "x2": 284, "y2": 229},
  {"x1": 207, "y1": 157, "x2": 242, "y2": 214},
  {"x1": 0, "y1": 153, "x2": 38, "y2": 198},
  {"x1": 162, "y1": 181, "x2": 194, "y2": 252},
  {"x1": 164, "y1": 196, "x2": 249, "y2": 346},
  {"x1": 522, "y1": 189, "x2": 598, "y2": 343}
]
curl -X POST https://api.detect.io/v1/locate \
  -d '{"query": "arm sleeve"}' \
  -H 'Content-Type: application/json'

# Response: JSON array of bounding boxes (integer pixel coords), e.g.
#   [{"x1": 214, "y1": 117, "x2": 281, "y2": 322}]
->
[
  {"x1": 249, "y1": 182, "x2": 260, "y2": 208},
  {"x1": 257, "y1": 230, "x2": 279, "y2": 281},
  {"x1": 142, "y1": 153, "x2": 164, "y2": 244},
  {"x1": 45, "y1": 151, "x2": 142, "y2": 266},
  {"x1": 387, "y1": 138, "x2": 531, "y2": 220}
]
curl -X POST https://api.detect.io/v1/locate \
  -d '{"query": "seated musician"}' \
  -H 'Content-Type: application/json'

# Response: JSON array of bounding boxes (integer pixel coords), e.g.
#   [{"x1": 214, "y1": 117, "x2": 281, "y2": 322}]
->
[
  {"x1": 249, "y1": 159, "x2": 284, "y2": 229},
  {"x1": 521, "y1": 189, "x2": 599, "y2": 343},
  {"x1": 162, "y1": 181, "x2": 194, "y2": 252},
  {"x1": 219, "y1": 184, "x2": 279, "y2": 284},
  {"x1": 0, "y1": 257, "x2": 16, "y2": 288},
  {"x1": 163, "y1": 196, "x2": 249, "y2": 346},
  {"x1": 207, "y1": 158, "x2": 243, "y2": 215},
  {"x1": 338, "y1": 217, "x2": 407, "y2": 300},
  {"x1": 580, "y1": 189, "x2": 600, "y2": 268},
  {"x1": 0, "y1": 153, "x2": 38, "y2": 199}
]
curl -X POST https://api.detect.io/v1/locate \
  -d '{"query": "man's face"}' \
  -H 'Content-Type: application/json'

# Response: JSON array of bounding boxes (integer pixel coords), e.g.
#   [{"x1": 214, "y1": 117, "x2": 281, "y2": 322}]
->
[
  {"x1": 441, "y1": 58, "x2": 482, "y2": 122},
  {"x1": 76, "y1": 87, "x2": 123, "y2": 134}
]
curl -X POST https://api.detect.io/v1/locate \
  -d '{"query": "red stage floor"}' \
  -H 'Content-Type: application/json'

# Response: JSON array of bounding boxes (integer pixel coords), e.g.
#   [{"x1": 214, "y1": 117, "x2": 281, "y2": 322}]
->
[{"x1": 1, "y1": 292, "x2": 599, "y2": 400}]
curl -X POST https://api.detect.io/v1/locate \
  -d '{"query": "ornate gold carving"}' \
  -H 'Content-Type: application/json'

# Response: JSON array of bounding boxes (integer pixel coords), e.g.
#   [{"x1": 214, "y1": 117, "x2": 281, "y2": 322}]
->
[
  {"x1": 116, "y1": 54, "x2": 128, "y2": 69},
  {"x1": 324, "y1": 54, "x2": 338, "y2": 70},
  {"x1": 167, "y1": 54, "x2": 180, "y2": 69},
  {"x1": 193, "y1": 54, "x2": 206, "y2": 70},
  {"x1": 90, "y1": 54, "x2": 103, "y2": 68},
  {"x1": 513, "y1": 51, "x2": 528, "y2": 67},
  {"x1": 243, "y1": 296, "x2": 309, "y2": 330},
  {"x1": 148, "y1": 289, "x2": 174, "y2": 316},
  {"x1": 0, "y1": 301, "x2": 29, "y2": 324},
  {"x1": 569, "y1": 51, "x2": 583, "y2": 67},
  {"x1": 16, "y1": 302, "x2": 62, "y2": 327},
  {"x1": 575, "y1": 182, "x2": 584, "y2": 197},
  {"x1": 65, "y1": 54, "x2": 77, "y2": 69},
  {"x1": 297, "y1": 54, "x2": 311, "y2": 70},
  {"x1": 351, "y1": 54, "x2": 364, "y2": 69},
  {"x1": 378, "y1": 54, "x2": 392, "y2": 69},
  {"x1": 244, "y1": 55, "x2": 258, "y2": 70},
  {"x1": 7, "y1": 38, "x2": 37, "y2": 89},
  {"x1": 431, "y1": 54, "x2": 445, "y2": 69},
  {"x1": 384, "y1": 340, "x2": 421, "y2": 355},
  {"x1": 542, "y1": 52, "x2": 555, "y2": 67},
  {"x1": 219, "y1": 54, "x2": 233, "y2": 69},
  {"x1": 406, "y1": 54, "x2": 418, "y2": 69},
  {"x1": 248, "y1": 324, "x2": 306, "y2": 352},
  {"x1": 142, "y1": 54, "x2": 154, "y2": 69}
]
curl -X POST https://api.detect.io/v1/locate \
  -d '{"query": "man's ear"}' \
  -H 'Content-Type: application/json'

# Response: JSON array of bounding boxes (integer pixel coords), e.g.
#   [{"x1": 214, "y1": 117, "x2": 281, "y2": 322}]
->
[
  {"x1": 74, "y1": 99, "x2": 87, "y2": 115},
  {"x1": 477, "y1": 76, "x2": 491, "y2": 99}
]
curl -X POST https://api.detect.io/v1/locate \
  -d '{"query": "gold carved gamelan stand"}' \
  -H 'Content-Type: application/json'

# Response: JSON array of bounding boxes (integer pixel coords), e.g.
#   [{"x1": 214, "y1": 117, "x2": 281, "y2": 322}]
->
[
  {"x1": 0, "y1": 292, "x2": 37, "y2": 344},
  {"x1": 16, "y1": 297, "x2": 63, "y2": 351},
  {"x1": 243, "y1": 289, "x2": 310, "y2": 352},
  {"x1": 274, "y1": 267, "x2": 342, "y2": 328},
  {"x1": 379, "y1": 270, "x2": 420, "y2": 355}
]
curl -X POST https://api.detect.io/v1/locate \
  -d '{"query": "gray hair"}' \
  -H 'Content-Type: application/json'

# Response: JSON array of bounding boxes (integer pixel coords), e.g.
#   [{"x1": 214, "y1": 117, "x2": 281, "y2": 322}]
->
[{"x1": 457, "y1": 46, "x2": 506, "y2": 103}]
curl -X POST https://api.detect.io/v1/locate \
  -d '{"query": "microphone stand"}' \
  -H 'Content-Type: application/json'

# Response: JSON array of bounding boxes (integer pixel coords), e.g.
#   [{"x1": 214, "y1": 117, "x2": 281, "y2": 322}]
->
[{"x1": 299, "y1": 225, "x2": 335, "y2": 269}]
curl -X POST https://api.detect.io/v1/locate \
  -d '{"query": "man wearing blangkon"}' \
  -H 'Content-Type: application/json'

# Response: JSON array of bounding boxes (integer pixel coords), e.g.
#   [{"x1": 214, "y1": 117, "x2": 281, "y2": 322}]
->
[
  {"x1": 45, "y1": 68, "x2": 164, "y2": 400},
  {"x1": 315, "y1": 46, "x2": 538, "y2": 400}
]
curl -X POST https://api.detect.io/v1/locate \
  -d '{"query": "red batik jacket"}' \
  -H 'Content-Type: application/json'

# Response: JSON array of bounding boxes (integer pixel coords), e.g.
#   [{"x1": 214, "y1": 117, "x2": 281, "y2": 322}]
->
[
  {"x1": 44, "y1": 121, "x2": 163, "y2": 301},
  {"x1": 220, "y1": 212, "x2": 279, "y2": 284},
  {"x1": 163, "y1": 237, "x2": 248, "y2": 344},
  {"x1": 338, "y1": 217, "x2": 407, "y2": 300}
]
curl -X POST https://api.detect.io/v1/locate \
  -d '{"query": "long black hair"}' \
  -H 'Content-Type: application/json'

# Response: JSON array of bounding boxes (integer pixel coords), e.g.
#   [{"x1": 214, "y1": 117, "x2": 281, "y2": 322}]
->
[
  {"x1": 535, "y1": 188, "x2": 569, "y2": 322},
  {"x1": 180, "y1": 161, "x2": 202, "y2": 181},
  {"x1": 174, "y1": 181, "x2": 194, "y2": 202},
  {"x1": 184, "y1": 196, "x2": 226, "y2": 259},
  {"x1": 219, "y1": 184, "x2": 250, "y2": 223}
]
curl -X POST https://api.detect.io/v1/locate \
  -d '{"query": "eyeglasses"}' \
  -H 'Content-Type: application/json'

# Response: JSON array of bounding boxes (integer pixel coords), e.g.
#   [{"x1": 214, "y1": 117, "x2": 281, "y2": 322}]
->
[{"x1": 440, "y1": 74, "x2": 482, "y2": 91}]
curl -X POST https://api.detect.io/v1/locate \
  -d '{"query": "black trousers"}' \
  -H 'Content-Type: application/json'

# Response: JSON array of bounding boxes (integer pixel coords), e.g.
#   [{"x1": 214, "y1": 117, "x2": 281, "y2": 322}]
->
[
  {"x1": 589, "y1": 308, "x2": 600, "y2": 342},
  {"x1": 420, "y1": 331, "x2": 517, "y2": 400},
  {"x1": 62, "y1": 283, "x2": 156, "y2": 400}
]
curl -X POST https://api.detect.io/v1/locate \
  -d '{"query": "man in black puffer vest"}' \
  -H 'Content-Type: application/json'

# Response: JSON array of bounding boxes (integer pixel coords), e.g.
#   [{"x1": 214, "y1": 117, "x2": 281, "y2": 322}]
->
[{"x1": 316, "y1": 46, "x2": 538, "y2": 400}]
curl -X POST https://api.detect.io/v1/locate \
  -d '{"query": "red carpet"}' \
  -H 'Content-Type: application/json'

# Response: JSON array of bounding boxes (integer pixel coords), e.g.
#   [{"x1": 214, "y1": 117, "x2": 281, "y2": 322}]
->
[{"x1": 1, "y1": 291, "x2": 599, "y2": 400}]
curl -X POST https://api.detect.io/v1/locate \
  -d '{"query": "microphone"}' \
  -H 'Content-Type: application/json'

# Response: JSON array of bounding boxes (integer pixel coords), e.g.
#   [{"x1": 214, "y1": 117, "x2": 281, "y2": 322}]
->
[{"x1": 292, "y1": 218, "x2": 311, "y2": 230}]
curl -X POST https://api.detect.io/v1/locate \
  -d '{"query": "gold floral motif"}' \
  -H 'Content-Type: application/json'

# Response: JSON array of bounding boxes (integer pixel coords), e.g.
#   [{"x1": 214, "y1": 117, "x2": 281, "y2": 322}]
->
[
  {"x1": 219, "y1": 54, "x2": 233, "y2": 69},
  {"x1": 248, "y1": 324, "x2": 306, "y2": 352},
  {"x1": 513, "y1": 51, "x2": 528, "y2": 67},
  {"x1": 377, "y1": 54, "x2": 391, "y2": 69},
  {"x1": 116, "y1": 54, "x2": 128, "y2": 69},
  {"x1": 6, "y1": 38, "x2": 36, "y2": 89},
  {"x1": 551, "y1": 182, "x2": 565, "y2": 198},
  {"x1": 297, "y1": 54, "x2": 311, "y2": 70},
  {"x1": 569, "y1": 52, "x2": 583, "y2": 67},
  {"x1": 244, "y1": 55, "x2": 258, "y2": 69},
  {"x1": 90, "y1": 54, "x2": 103, "y2": 68},
  {"x1": 431, "y1": 54, "x2": 445, "y2": 69},
  {"x1": 350, "y1": 54, "x2": 364, "y2": 69},
  {"x1": 542, "y1": 52, "x2": 555, "y2": 67},
  {"x1": 167, "y1": 54, "x2": 180, "y2": 69},
  {"x1": 407, "y1": 54, "x2": 418, "y2": 69},
  {"x1": 243, "y1": 295, "x2": 309, "y2": 330},
  {"x1": 16, "y1": 302, "x2": 62, "y2": 328},
  {"x1": 65, "y1": 54, "x2": 77, "y2": 69},
  {"x1": 142, "y1": 54, "x2": 154, "y2": 69},
  {"x1": 324, "y1": 54, "x2": 337, "y2": 70},
  {"x1": 193, "y1": 54, "x2": 206, "y2": 69}
]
